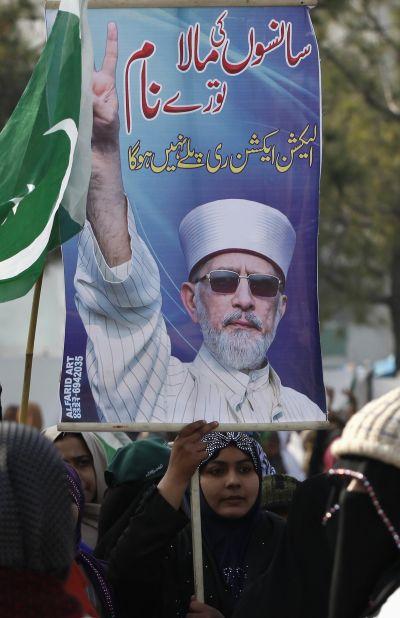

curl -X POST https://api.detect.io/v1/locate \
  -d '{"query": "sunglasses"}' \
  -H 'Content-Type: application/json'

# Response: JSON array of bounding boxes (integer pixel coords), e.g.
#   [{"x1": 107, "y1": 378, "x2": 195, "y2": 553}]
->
[{"x1": 196, "y1": 269, "x2": 282, "y2": 298}]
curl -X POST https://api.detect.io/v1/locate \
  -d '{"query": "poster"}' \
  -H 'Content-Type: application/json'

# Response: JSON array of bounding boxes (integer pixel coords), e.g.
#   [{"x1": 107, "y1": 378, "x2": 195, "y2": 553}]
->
[{"x1": 53, "y1": 5, "x2": 326, "y2": 425}]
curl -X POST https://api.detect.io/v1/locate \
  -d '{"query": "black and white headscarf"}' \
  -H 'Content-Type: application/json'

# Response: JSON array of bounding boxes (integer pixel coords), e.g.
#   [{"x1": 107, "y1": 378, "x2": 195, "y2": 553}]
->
[{"x1": 201, "y1": 431, "x2": 275, "y2": 477}]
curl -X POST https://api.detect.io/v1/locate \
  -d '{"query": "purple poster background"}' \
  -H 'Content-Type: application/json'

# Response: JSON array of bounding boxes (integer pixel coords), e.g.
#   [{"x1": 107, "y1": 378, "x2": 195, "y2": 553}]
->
[{"x1": 55, "y1": 6, "x2": 325, "y2": 423}]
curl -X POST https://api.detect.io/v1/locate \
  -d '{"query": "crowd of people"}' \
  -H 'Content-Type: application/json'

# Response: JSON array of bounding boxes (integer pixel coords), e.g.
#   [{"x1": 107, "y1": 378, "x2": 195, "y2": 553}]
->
[{"x1": 0, "y1": 386, "x2": 399, "y2": 617}]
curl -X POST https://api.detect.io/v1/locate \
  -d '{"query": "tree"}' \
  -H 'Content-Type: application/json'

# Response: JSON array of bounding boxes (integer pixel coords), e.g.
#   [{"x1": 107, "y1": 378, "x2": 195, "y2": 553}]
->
[
  {"x1": 313, "y1": 0, "x2": 400, "y2": 368},
  {"x1": 0, "y1": 0, "x2": 44, "y2": 130}
]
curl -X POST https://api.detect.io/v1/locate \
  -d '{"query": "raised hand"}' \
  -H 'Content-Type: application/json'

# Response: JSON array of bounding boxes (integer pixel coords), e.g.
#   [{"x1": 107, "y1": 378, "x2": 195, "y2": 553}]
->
[
  {"x1": 157, "y1": 420, "x2": 218, "y2": 510},
  {"x1": 87, "y1": 21, "x2": 130, "y2": 266},
  {"x1": 170, "y1": 420, "x2": 218, "y2": 484},
  {"x1": 186, "y1": 597, "x2": 225, "y2": 617},
  {"x1": 92, "y1": 22, "x2": 120, "y2": 148}
]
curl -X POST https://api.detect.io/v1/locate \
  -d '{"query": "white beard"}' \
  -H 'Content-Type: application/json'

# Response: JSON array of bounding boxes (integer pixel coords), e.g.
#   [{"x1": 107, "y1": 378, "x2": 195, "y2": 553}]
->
[{"x1": 195, "y1": 291, "x2": 282, "y2": 372}]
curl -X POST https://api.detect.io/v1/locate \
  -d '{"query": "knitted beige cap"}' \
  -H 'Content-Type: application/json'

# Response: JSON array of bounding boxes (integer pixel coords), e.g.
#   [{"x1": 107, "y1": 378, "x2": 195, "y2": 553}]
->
[{"x1": 332, "y1": 387, "x2": 400, "y2": 469}]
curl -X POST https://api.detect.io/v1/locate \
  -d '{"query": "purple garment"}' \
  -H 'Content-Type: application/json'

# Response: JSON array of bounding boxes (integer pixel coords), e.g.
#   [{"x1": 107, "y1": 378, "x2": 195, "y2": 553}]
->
[{"x1": 64, "y1": 464, "x2": 116, "y2": 617}]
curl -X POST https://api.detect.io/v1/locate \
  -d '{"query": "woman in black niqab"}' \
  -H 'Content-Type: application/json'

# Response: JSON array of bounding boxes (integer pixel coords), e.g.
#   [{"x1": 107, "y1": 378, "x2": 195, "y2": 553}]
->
[{"x1": 326, "y1": 457, "x2": 400, "y2": 618}]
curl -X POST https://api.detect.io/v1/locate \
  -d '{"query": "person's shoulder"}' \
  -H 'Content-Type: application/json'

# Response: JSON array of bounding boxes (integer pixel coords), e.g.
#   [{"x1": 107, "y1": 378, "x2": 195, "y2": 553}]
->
[
  {"x1": 166, "y1": 354, "x2": 191, "y2": 383},
  {"x1": 259, "y1": 509, "x2": 286, "y2": 531},
  {"x1": 363, "y1": 557, "x2": 400, "y2": 617},
  {"x1": 279, "y1": 384, "x2": 326, "y2": 421},
  {"x1": 252, "y1": 511, "x2": 286, "y2": 553}
]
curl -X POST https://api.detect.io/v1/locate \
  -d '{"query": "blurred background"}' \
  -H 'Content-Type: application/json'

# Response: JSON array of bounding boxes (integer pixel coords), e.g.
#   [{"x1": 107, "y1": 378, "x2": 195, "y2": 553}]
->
[{"x1": 1, "y1": 0, "x2": 399, "y2": 427}]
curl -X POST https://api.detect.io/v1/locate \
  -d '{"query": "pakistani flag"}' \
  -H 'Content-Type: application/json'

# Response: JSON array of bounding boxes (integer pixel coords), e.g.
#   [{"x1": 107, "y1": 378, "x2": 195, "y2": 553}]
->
[{"x1": 0, "y1": 0, "x2": 92, "y2": 302}]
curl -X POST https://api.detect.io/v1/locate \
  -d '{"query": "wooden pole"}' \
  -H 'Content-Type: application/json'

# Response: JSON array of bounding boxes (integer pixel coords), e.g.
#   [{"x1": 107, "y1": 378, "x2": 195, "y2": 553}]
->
[
  {"x1": 190, "y1": 469, "x2": 204, "y2": 603},
  {"x1": 58, "y1": 420, "x2": 330, "y2": 432},
  {"x1": 46, "y1": 1, "x2": 318, "y2": 8},
  {"x1": 19, "y1": 273, "x2": 44, "y2": 425}
]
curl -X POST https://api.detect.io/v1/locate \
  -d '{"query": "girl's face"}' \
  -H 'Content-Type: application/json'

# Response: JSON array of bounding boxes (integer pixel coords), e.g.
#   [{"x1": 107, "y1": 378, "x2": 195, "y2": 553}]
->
[
  {"x1": 55, "y1": 435, "x2": 97, "y2": 503},
  {"x1": 200, "y1": 446, "x2": 259, "y2": 519}
]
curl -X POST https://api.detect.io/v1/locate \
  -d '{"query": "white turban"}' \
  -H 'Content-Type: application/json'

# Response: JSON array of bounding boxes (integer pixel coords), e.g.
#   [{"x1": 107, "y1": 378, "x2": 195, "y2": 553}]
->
[{"x1": 179, "y1": 199, "x2": 296, "y2": 281}]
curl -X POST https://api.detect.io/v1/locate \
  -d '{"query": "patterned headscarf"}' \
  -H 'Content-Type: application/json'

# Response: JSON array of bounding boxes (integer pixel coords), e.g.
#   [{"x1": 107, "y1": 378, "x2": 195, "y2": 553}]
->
[
  {"x1": 254, "y1": 440, "x2": 276, "y2": 477},
  {"x1": 201, "y1": 431, "x2": 274, "y2": 477}
]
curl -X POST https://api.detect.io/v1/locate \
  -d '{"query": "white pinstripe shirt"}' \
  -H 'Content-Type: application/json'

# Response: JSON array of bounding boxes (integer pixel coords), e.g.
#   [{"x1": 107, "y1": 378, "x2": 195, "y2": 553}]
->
[{"x1": 75, "y1": 211, "x2": 325, "y2": 424}]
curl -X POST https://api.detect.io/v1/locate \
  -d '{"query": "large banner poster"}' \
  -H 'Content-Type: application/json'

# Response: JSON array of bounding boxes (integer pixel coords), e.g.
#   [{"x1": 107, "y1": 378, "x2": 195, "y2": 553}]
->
[{"x1": 54, "y1": 5, "x2": 326, "y2": 426}]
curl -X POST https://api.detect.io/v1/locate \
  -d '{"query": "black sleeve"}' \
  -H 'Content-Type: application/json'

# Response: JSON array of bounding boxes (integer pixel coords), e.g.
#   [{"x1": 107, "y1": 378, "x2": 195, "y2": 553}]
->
[
  {"x1": 107, "y1": 485, "x2": 189, "y2": 585},
  {"x1": 233, "y1": 475, "x2": 338, "y2": 618},
  {"x1": 95, "y1": 480, "x2": 151, "y2": 561}
]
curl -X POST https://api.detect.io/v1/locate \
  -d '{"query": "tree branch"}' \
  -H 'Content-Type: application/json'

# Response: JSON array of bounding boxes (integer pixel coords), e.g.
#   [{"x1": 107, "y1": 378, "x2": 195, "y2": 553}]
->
[{"x1": 323, "y1": 47, "x2": 400, "y2": 121}]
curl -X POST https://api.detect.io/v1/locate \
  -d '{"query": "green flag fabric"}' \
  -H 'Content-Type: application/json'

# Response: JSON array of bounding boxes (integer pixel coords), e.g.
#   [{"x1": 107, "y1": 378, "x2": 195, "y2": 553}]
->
[{"x1": 0, "y1": 0, "x2": 92, "y2": 302}]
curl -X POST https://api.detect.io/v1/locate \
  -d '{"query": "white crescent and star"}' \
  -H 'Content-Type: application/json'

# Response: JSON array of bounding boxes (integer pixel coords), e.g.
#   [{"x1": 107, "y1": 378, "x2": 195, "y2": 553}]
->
[{"x1": 0, "y1": 118, "x2": 78, "y2": 280}]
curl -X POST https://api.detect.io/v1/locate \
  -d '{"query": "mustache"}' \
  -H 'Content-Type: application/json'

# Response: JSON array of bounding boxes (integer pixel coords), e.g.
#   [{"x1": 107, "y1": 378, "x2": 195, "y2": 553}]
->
[{"x1": 222, "y1": 310, "x2": 263, "y2": 331}]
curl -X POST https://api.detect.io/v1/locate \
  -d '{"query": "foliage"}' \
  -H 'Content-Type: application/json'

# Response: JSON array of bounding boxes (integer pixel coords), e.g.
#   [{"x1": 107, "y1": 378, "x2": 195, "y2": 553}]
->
[
  {"x1": 313, "y1": 0, "x2": 400, "y2": 365},
  {"x1": 0, "y1": 0, "x2": 43, "y2": 130}
]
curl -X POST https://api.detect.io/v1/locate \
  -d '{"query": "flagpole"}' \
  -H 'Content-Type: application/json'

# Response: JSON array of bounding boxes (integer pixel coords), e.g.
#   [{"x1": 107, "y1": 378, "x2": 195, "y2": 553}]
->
[{"x1": 19, "y1": 271, "x2": 44, "y2": 425}]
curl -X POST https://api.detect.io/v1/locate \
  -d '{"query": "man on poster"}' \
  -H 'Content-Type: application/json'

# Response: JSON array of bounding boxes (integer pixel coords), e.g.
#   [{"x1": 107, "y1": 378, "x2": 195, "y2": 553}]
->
[{"x1": 75, "y1": 23, "x2": 325, "y2": 424}]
